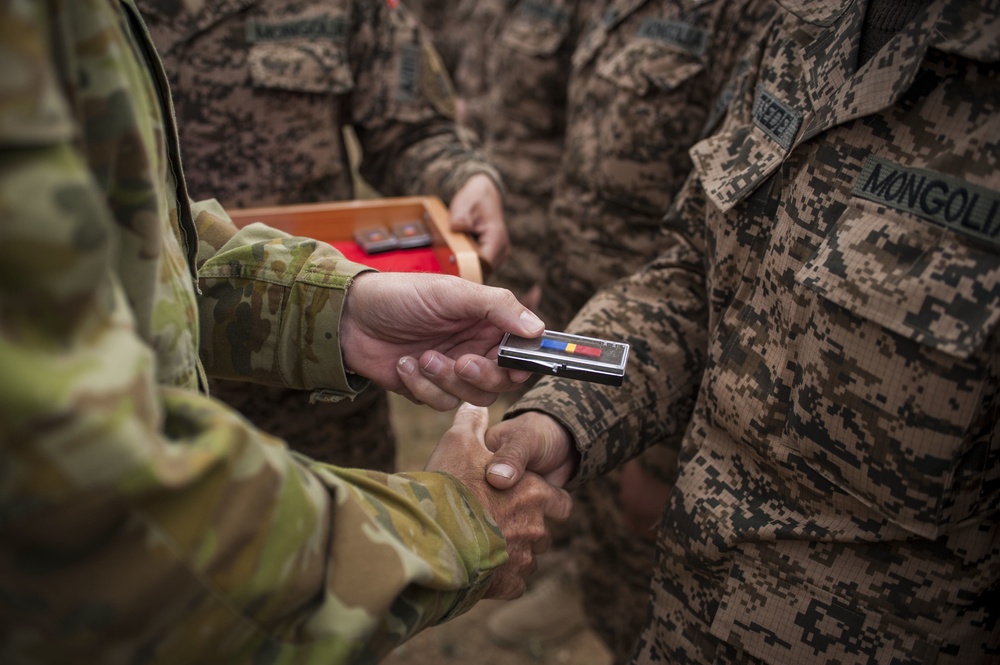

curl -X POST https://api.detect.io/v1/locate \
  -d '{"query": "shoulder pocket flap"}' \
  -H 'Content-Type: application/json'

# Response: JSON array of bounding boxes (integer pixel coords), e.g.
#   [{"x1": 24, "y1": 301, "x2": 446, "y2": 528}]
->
[
  {"x1": 247, "y1": 42, "x2": 353, "y2": 95},
  {"x1": 689, "y1": 124, "x2": 784, "y2": 214},
  {"x1": 797, "y1": 206, "x2": 1000, "y2": 359},
  {"x1": 595, "y1": 40, "x2": 703, "y2": 96},
  {"x1": 711, "y1": 555, "x2": 941, "y2": 663}
]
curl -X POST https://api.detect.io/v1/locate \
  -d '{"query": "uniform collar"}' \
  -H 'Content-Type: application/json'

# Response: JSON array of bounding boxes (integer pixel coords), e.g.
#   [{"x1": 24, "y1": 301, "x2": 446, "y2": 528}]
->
[{"x1": 777, "y1": 0, "x2": 1000, "y2": 62}]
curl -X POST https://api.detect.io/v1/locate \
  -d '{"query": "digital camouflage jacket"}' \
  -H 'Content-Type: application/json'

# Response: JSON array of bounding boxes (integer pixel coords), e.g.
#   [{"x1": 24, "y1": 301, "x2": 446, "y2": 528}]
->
[
  {"x1": 137, "y1": 0, "x2": 501, "y2": 209},
  {"x1": 475, "y1": 0, "x2": 601, "y2": 317},
  {"x1": 0, "y1": 1, "x2": 507, "y2": 663},
  {"x1": 541, "y1": 0, "x2": 776, "y2": 330},
  {"x1": 512, "y1": 0, "x2": 1000, "y2": 661}
]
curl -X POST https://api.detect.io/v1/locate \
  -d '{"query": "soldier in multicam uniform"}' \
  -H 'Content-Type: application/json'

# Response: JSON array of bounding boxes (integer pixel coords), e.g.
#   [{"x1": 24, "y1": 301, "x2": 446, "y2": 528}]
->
[
  {"x1": 136, "y1": 0, "x2": 511, "y2": 474},
  {"x1": 486, "y1": 0, "x2": 1000, "y2": 662},
  {"x1": 0, "y1": 1, "x2": 573, "y2": 663}
]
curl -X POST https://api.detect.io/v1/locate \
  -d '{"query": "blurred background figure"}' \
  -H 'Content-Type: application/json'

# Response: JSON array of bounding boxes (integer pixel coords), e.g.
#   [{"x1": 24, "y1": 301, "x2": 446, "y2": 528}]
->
[
  {"x1": 138, "y1": 0, "x2": 510, "y2": 474},
  {"x1": 438, "y1": 0, "x2": 777, "y2": 660}
]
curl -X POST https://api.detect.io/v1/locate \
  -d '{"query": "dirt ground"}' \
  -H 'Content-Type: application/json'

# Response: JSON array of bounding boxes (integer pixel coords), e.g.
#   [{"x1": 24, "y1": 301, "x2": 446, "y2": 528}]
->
[{"x1": 382, "y1": 393, "x2": 614, "y2": 665}]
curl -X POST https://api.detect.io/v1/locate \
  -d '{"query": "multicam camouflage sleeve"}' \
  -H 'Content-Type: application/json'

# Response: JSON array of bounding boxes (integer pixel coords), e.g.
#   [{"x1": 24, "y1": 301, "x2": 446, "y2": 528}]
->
[
  {"x1": 191, "y1": 201, "x2": 372, "y2": 395},
  {"x1": 0, "y1": 2, "x2": 507, "y2": 663}
]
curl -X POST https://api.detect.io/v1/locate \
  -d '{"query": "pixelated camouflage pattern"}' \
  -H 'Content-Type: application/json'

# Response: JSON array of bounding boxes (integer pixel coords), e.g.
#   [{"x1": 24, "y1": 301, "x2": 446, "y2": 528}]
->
[
  {"x1": 541, "y1": 0, "x2": 776, "y2": 330},
  {"x1": 402, "y1": 0, "x2": 464, "y2": 74},
  {"x1": 448, "y1": 0, "x2": 513, "y2": 138},
  {"x1": 139, "y1": 0, "x2": 501, "y2": 210},
  {"x1": 0, "y1": 2, "x2": 508, "y2": 662},
  {"x1": 138, "y1": 0, "x2": 503, "y2": 471},
  {"x1": 512, "y1": 0, "x2": 1000, "y2": 661},
  {"x1": 477, "y1": 0, "x2": 601, "y2": 323},
  {"x1": 505, "y1": 0, "x2": 771, "y2": 656}
]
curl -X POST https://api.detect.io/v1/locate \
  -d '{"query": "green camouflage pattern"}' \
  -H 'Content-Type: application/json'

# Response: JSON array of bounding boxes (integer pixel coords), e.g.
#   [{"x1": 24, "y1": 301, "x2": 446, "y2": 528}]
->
[
  {"x1": 512, "y1": 0, "x2": 1000, "y2": 661},
  {"x1": 0, "y1": 1, "x2": 508, "y2": 662}
]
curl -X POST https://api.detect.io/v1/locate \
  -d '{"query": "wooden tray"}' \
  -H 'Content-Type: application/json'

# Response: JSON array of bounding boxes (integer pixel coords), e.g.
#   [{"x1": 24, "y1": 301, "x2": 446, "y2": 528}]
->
[{"x1": 227, "y1": 196, "x2": 483, "y2": 283}]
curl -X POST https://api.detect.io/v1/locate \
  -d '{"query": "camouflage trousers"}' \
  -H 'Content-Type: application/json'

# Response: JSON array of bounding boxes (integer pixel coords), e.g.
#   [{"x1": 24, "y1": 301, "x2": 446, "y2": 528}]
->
[{"x1": 208, "y1": 379, "x2": 397, "y2": 472}]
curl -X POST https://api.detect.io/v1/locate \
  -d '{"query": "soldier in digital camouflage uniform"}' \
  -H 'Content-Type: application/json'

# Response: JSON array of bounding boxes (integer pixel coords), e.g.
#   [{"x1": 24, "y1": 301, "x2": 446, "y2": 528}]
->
[
  {"x1": 475, "y1": 0, "x2": 599, "y2": 325},
  {"x1": 0, "y1": 1, "x2": 572, "y2": 662},
  {"x1": 493, "y1": 0, "x2": 775, "y2": 658},
  {"x1": 137, "y1": 0, "x2": 510, "y2": 474},
  {"x1": 486, "y1": 0, "x2": 1000, "y2": 661}
]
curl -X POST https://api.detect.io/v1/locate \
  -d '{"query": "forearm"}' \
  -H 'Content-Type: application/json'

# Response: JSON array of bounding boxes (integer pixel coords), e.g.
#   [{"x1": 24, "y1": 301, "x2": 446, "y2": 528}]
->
[
  {"x1": 358, "y1": 120, "x2": 504, "y2": 204},
  {"x1": 508, "y1": 237, "x2": 710, "y2": 486},
  {"x1": 194, "y1": 204, "x2": 374, "y2": 394},
  {"x1": 1, "y1": 385, "x2": 505, "y2": 662},
  {"x1": 348, "y1": 0, "x2": 503, "y2": 204}
]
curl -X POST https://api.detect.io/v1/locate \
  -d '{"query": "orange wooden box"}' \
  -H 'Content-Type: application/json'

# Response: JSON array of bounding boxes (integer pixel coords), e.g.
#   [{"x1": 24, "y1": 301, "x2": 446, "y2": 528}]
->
[{"x1": 227, "y1": 196, "x2": 483, "y2": 283}]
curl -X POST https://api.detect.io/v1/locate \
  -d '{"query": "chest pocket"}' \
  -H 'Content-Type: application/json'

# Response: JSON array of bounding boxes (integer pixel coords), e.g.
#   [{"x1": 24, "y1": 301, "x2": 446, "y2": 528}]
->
[
  {"x1": 791, "y1": 201, "x2": 1000, "y2": 538},
  {"x1": 502, "y1": 1, "x2": 572, "y2": 56},
  {"x1": 590, "y1": 27, "x2": 707, "y2": 215},
  {"x1": 246, "y1": 16, "x2": 353, "y2": 94}
]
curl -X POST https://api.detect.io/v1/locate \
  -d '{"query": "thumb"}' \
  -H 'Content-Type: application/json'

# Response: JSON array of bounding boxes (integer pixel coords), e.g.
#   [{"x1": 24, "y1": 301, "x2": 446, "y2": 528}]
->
[
  {"x1": 485, "y1": 412, "x2": 576, "y2": 490},
  {"x1": 485, "y1": 441, "x2": 532, "y2": 490},
  {"x1": 476, "y1": 284, "x2": 545, "y2": 338},
  {"x1": 425, "y1": 402, "x2": 491, "y2": 473}
]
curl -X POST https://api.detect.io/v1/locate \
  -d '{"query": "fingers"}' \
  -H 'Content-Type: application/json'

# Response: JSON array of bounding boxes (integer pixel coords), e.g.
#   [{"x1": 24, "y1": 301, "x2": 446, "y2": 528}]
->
[
  {"x1": 481, "y1": 472, "x2": 571, "y2": 601},
  {"x1": 471, "y1": 220, "x2": 510, "y2": 269},
  {"x1": 484, "y1": 413, "x2": 576, "y2": 490},
  {"x1": 448, "y1": 174, "x2": 511, "y2": 269},
  {"x1": 395, "y1": 349, "x2": 535, "y2": 410},
  {"x1": 449, "y1": 400, "x2": 490, "y2": 438},
  {"x1": 479, "y1": 288, "x2": 546, "y2": 339},
  {"x1": 544, "y1": 484, "x2": 573, "y2": 522},
  {"x1": 396, "y1": 353, "x2": 500, "y2": 411}
]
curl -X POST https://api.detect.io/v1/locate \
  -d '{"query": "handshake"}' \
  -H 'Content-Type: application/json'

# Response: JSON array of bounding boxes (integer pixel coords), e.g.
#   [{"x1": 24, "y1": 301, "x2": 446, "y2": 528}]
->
[
  {"x1": 340, "y1": 271, "x2": 580, "y2": 600},
  {"x1": 423, "y1": 404, "x2": 576, "y2": 599}
]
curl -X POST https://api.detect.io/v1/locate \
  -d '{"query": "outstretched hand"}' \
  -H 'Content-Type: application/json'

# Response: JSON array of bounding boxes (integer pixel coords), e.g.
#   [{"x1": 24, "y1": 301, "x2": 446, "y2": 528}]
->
[
  {"x1": 425, "y1": 404, "x2": 572, "y2": 599},
  {"x1": 339, "y1": 272, "x2": 543, "y2": 410},
  {"x1": 449, "y1": 173, "x2": 510, "y2": 270}
]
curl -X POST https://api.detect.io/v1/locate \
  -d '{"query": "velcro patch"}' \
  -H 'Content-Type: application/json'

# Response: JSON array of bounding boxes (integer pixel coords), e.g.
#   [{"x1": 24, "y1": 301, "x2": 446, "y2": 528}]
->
[
  {"x1": 853, "y1": 156, "x2": 1000, "y2": 249},
  {"x1": 753, "y1": 86, "x2": 801, "y2": 150},
  {"x1": 246, "y1": 17, "x2": 348, "y2": 43},
  {"x1": 516, "y1": 1, "x2": 569, "y2": 24},
  {"x1": 397, "y1": 43, "x2": 420, "y2": 102},
  {"x1": 635, "y1": 19, "x2": 708, "y2": 56}
]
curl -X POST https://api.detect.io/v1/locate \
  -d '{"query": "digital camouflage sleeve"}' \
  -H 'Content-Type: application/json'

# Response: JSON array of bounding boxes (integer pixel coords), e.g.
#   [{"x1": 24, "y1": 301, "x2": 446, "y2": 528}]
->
[{"x1": 0, "y1": 2, "x2": 507, "y2": 663}]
